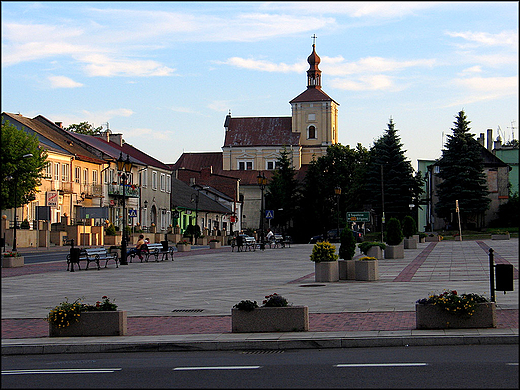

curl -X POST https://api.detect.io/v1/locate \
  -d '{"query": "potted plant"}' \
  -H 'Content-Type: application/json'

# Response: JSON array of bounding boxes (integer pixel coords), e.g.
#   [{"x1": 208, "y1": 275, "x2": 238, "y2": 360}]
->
[
  {"x1": 355, "y1": 256, "x2": 379, "y2": 281},
  {"x1": 47, "y1": 296, "x2": 127, "y2": 337},
  {"x1": 402, "y1": 216, "x2": 418, "y2": 249},
  {"x1": 2, "y1": 251, "x2": 24, "y2": 268},
  {"x1": 415, "y1": 290, "x2": 495, "y2": 329},
  {"x1": 384, "y1": 217, "x2": 404, "y2": 259},
  {"x1": 358, "y1": 241, "x2": 386, "y2": 259},
  {"x1": 231, "y1": 293, "x2": 309, "y2": 333},
  {"x1": 104, "y1": 223, "x2": 121, "y2": 246},
  {"x1": 491, "y1": 230, "x2": 510, "y2": 240},
  {"x1": 338, "y1": 227, "x2": 356, "y2": 280},
  {"x1": 177, "y1": 239, "x2": 191, "y2": 252},
  {"x1": 310, "y1": 241, "x2": 339, "y2": 282},
  {"x1": 418, "y1": 232, "x2": 427, "y2": 243},
  {"x1": 209, "y1": 238, "x2": 221, "y2": 249}
]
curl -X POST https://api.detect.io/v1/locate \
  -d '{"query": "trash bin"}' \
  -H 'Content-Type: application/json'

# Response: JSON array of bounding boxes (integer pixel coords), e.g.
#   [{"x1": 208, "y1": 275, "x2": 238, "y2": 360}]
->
[
  {"x1": 69, "y1": 247, "x2": 81, "y2": 272},
  {"x1": 496, "y1": 264, "x2": 514, "y2": 291}
]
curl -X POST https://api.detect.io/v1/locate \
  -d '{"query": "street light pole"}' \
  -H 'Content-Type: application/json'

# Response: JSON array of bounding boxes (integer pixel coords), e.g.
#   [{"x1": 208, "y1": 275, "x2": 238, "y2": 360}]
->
[
  {"x1": 117, "y1": 153, "x2": 133, "y2": 265},
  {"x1": 257, "y1": 172, "x2": 267, "y2": 249},
  {"x1": 335, "y1": 186, "x2": 341, "y2": 237},
  {"x1": 12, "y1": 153, "x2": 33, "y2": 252}
]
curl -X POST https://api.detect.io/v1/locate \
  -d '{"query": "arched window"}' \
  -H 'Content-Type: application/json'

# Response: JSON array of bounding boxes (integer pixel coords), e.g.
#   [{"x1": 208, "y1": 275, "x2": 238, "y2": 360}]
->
[{"x1": 308, "y1": 125, "x2": 316, "y2": 139}]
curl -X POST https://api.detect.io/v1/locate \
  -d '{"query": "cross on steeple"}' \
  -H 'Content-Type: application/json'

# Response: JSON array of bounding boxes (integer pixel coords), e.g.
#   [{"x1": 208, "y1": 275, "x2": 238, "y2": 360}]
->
[{"x1": 311, "y1": 34, "x2": 317, "y2": 45}]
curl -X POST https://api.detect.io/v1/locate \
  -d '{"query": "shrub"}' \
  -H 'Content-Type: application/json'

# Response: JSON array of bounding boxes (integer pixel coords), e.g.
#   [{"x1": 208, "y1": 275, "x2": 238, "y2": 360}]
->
[
  {"x1": 402, "y1": 216, "x2": 418, "y2": 238},
  {"x1": 106, "y1": 223, "x2": 116, "y2": 236},
  {"x1": 233, "y1": 300, "x2": 259, "y2": 311},
  {"x1": 416, "y1": 290, "x2": 489, "y2": 317},
  {"x1": 385, "y1": 217, "x2": 403, "y2": 245},
  {"x1": 338, "y1": 227, "x2": 356, "y2": 260},
  {"x1": 20, "y1": 219, "x2": 30, "y2": 229},
  {"x1": 262, "y1": 293, "x2": 289, "y2": 307},
  {"x1": 310, "y1": 241, "x2": 338, "y2": 263},
  {"x1": 358, "y1": 241, "x2": 386, "y2": 255}
]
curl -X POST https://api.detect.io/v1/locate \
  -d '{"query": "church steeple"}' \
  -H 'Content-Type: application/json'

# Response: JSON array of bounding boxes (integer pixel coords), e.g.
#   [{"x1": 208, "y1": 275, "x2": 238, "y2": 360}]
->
[{"x1": 307, "y1": 36, "x2": 321, "y2": 89}]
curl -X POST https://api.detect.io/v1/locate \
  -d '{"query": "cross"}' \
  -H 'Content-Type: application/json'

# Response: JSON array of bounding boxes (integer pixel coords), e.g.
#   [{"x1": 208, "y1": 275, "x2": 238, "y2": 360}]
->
[{"x1": 311, "y1": 34, "x2": 317, "y2": 45}]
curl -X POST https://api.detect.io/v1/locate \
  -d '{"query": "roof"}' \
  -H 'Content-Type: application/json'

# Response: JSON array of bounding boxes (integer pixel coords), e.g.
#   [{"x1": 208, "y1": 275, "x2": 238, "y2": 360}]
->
[
  {"x1": 289, "y1": 87, "x2": 338, "y2": 104},
  {"x1": 2, "y1": 112, "x2": 106, "y2": 164},
  {"x1": 171, "y1": 152, "x2": 224, "y2": 173},
  {"x1": 170, "y1": 177, "x2": 232, "y2": 214},
  {"x1": 223, "y1": 116, "x2": 299, "y2": 147}
]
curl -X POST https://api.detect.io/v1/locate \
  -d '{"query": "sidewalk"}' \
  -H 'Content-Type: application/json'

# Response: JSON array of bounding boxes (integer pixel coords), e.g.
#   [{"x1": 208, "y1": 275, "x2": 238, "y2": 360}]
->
[{"x1": 2, "y1": 239, "x2": 518, "y2": 355}]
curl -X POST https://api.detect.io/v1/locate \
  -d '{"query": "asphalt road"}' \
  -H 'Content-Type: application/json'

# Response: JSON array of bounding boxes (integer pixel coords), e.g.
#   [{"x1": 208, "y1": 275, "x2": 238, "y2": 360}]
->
[{"x1": 2, "y1": 344, "x2": 518, "y2": 388}]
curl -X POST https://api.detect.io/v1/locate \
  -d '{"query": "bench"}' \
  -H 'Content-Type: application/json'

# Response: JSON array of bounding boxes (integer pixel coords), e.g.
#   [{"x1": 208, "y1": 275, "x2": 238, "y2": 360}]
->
[
  {"x1": 231, "y1": 235, "x2": 256, "y2": 252},
  {"x1": 67, "y1": 247, "x2": 118, "y2": 272},
  {"x1": 268, "y1": 234, "x2": 285, "y2": 248},
  {"x1": 130, "y1": 242, "x2": 174, "y2": 262}
]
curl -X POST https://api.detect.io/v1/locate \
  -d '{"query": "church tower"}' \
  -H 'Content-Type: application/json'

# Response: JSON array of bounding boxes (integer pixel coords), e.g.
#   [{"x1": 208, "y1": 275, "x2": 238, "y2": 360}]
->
[{"x1": 290, "y1": 40, "x2": 339, "y2": 165}]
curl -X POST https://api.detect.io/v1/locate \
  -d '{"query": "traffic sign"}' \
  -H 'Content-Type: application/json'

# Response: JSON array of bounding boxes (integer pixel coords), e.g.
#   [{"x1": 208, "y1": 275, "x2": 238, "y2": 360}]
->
[
  {"x1": 128, "y1": 209, "x2": 137, "y2": 218},
  {"x1": 265, "y1": 210, "x2": 274, "y2": 219},
  {"x1": 346, "y1": 211, "x2": 370, "y2": 222}
]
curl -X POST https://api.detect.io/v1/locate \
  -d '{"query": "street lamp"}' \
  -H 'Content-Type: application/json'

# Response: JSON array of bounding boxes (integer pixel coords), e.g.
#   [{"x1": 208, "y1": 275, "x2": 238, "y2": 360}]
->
[
  {"x1": 190, "y1": 186, "x2": 209, "y2": 242},
  {"x1": 334, "y1": 186, "x2": 341, "y2": 237},
  {"x1": 12, "y1": 153, "x2": 33, "y2": 252},
  {"x1": 117, "y1": 152, "x2": 133, "y2": 265},
  {"x1": 257, "y1": 172, "x2": 267, "y2": 249}
]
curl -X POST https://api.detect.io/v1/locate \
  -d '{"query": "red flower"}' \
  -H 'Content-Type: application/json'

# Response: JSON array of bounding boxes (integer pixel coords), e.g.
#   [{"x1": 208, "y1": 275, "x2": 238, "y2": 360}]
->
[
  {"x1": 452, "y1": 290, "x2": 457, "y2": 295},
  {"x1": 102, "y1": 296, "x2": 107, "y2": 299}
]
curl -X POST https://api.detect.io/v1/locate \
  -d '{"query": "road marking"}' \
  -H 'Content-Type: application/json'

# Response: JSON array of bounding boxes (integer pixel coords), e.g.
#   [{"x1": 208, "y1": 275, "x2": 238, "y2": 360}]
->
[
  {"x1": 335, "y1": 363, "x2": 428, "y2": 368},
  {"x1": 2, "y1": 368, "x2": 122, "y2": 375},
  {"x1": 173, "y1": 366, "x2": 261, "y2": 371}
]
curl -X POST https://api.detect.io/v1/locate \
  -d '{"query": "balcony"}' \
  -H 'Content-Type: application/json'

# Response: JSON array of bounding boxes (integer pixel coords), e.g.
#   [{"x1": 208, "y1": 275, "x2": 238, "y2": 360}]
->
[
  {"x1": 108, "y1": 183, "x2": 140, "y2": 198},
  {"x1": 51, "y1": 181, "x2": 73, "y2": 193},
  {"x1": 81, "y1": 184, "x2": 103, "y2": 198}
]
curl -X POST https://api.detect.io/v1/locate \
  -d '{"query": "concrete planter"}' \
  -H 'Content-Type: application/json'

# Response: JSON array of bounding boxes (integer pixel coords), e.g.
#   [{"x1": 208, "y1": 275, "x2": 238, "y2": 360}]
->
[
  {"x1": 492, "y1": 233, "x2": 510, "y2": 240},
  {"x1": 355, "y1": 259, "x2": 379, "y2": 281},
  {"x1": 2, "y1": 256, "x2": 24, "y2": 268},
  {"x1": 314, "y1": 261, "x2": 339, "y2": 282},
  {"x1": 232, "y1": 306, "x2": 309, "y2": 333},
  {"x1": 415, "y1": 303, "x2": 496, "y2": 329},
  {"x1": 404, "y1": 238, "x2": 417, "y2": 249},
  {"x1": 49, "y1": 310, "x2": 127, "y2": 337},
  {"x1": 176, "y1": 244, "x2": 191, "y2": 252},
  {"x1": 366, "y1": 246, "x2": 383, "y2": 259},
  {"x1": 209, "y1": 241, "x2": 221, "y2": 249},
  {"x1": 425, "y1": 235, "x2": 441, "y2": 242},
  {"x1": 384, "y1": 244, "x2": 404, "y2": 259}
]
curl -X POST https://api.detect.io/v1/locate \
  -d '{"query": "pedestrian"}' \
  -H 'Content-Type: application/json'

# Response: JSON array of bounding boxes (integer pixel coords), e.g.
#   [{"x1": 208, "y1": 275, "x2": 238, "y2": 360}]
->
[{"x1": 127, "y1": 234, "x2": 145, "y2": 261}]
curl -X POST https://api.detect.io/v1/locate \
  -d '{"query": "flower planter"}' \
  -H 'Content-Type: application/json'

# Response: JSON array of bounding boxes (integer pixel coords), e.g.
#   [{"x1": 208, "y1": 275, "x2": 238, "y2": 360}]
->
[
  {"x1": 384, "y1": 244, "x2": 404, "y2": 259},
  {"x1": 231, "y1": 306, "x2": 309, "y2": 333},
  {"x1": 314, "y1": 261, "x2": 339, "y2": 282},
  {"x1": 209, "y1": 241, "x2": 221, "y2": 249},
  {"x1": 492, "y1": 233, "x2": 510, "y2": 240},
  {"x1": 415, "y1": 303, "x2": 496, "y2": 329},
  {"x1": 404, "y1": 238, "x2": 417, "y2": 249},
  {"x1": 366, "y1": 246, "x2": 383, "y2": 259},
  {"x1": 49, "y1": 310, "x2": 127, "y2": 337},
  {"x1": 425, "y1": 235, "x2": 441, "y2": 242},
  {"x1": 176, "y1": 244, "x2": 191, "y2": 252},
  {"x1": 355, "y1": 259, "x2": 379, "y2": 281},
  {"x1": 2, "y1": 256, "x2": 24, "y2": 268}
]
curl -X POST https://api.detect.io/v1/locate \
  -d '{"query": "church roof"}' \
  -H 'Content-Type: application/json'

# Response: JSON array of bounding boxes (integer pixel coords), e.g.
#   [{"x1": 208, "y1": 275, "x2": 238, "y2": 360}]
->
[
  {"x1": 289, "y1": 87, "x2": 338, "y2": 104},
  {"x1": 223, "y1": 116, "x2": 299, "y2": 147}
]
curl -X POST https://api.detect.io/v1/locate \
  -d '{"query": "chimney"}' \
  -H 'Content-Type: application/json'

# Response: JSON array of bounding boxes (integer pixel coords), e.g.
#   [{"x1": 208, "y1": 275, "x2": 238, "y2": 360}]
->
[
  {"x1": 478, "y1": 133, "x2": 485, "y2": 146},
  {"x1": 109, "y1": 133, "x2": 124, "y2": 146},
  {"x1": 201, "y1": 166, "x2": 213, "y2": 179},
  {"x1": 55, "y1": 122, "x2": 63, "y2": 128},
  {"x1": 486, "y1": 129, "x2": 493, "y2": 151}
]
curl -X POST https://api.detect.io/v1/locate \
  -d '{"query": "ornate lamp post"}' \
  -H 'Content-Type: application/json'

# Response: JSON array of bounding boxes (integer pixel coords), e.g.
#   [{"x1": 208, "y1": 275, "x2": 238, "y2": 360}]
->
[
  {"x1": 257, "y1": 172, "x2": 267, "y2": 249},
  {"x1": 12, "y1": 153, "x2": 33, "y2": 252},
  {"x1": 334, "y1": 186, "x2": 341, "y2": 237},
  {"x1": 117, "y1": 152, "x2": 133, "y2": 265}
]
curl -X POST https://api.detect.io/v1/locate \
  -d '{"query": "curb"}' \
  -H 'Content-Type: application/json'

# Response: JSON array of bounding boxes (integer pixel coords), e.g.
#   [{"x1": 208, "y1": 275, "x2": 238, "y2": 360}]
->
[{"x1": 2, "y1": 332, "x2": 518, "y2": 355}]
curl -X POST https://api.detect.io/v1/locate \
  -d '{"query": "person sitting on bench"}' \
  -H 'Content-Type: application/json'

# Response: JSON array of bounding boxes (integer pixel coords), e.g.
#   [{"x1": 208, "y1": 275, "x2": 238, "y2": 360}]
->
[{"x1": 127, "y1": 234, "x2": 145, "y2": 261}]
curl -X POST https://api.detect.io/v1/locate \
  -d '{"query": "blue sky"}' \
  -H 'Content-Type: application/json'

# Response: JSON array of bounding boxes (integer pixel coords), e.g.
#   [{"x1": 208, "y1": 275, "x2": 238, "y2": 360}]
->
[{"x1": 2, "y1": 1, "x2": 518, "y2": 169}]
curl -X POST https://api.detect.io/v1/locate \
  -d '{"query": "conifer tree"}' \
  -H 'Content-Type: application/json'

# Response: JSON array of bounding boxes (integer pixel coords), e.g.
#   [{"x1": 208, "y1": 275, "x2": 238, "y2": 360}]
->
[{"x1": 435, "y1": 110, "x2": 490, "y2": 229}]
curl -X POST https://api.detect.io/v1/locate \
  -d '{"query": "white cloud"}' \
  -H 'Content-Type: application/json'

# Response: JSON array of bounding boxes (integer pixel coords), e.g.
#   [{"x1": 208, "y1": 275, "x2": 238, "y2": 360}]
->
[
  {"x1": 48, "y1": 76, "x2": 83, "y2": 89},
  {"x1": 331, "y1": 75, "x2": 395, "y2": 91},
  {"x1": 454, "y1": 76, "x2": 518, "y2": 94},
  {"x1": 79, "y1": 54, "x2": 176, "y2": 77},
  {"x1": 219, "y1": 57, "x2": 306, "y2": 73},
  {"x1": 446, "y1": 30, "x2": 518, "y2": 49}
]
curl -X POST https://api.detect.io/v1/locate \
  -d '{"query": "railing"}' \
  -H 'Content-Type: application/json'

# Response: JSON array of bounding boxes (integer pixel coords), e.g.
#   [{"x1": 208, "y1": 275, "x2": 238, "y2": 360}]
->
[
  {"x1": 81, "y1": 184, "x2": 103, "y2": 198},
  {"x1": 108, "y1": 184, "x2": 140, "y2": 198}
]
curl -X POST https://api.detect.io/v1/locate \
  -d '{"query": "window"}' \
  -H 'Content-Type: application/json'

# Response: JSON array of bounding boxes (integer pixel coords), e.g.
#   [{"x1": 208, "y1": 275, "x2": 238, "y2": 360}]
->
[
  {"x1": 109, "y1": 169, "x2": 115, "y2": 184},
  {"x1": 308, "y1": 125, "x2": 316, "y2": 139},
  {"x1": 75, "y1": 167, "x2": 81, "y2": 183},
  {"x1": 152, "y1": 171, "x2": 157, "y2": 190},
  {"x1": 266, "y1": 160, "x2": 280, "y2": 170},
  {"x1": 238, "y1": 160, "x2": 253, "y2": 170},
  {"x1": 166, "y1": 175, "x2": 171, "y2": 193},
  {"x1": 141, "y1": 169, "x2": 148, "y2": 188},
  {"x1": 92, "y1": 170, "x2": 98, "y2": 185},
  {"x1": 54, "y1": 163, "x2": 60, "y2": 181},
  {"x1": 160, "y1": 173, "x2": 165, "y2": 192},
  {"x1": 45, "y1": 162, "x2": 52, "y2": 179},
  {"x1": 83, "y1": 168, "x2": 89, "y2": 185},
  {"x1": 103, "y1": 169, "x2": 108, "y2": 184},
  {"x1": 62, "y1": 163, "x2": 70, "y2": 182}
]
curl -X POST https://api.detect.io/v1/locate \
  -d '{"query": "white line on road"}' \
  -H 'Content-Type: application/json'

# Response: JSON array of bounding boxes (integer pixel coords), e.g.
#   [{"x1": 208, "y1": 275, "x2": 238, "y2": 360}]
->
[
  {"x1": 2, "y1": 368, "x2": 122, "y2": 375},
  {"x1": 173, "y1": 366, "x2": 261, "y2": 371},
  {"x1": 335, "y1": 363, "x2": 428, "y2": 368}
]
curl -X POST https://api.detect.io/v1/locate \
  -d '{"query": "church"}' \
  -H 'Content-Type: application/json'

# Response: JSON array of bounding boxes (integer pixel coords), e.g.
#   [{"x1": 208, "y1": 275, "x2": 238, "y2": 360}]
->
[{"x1": 172, "y1": 42, "x2": 340, "y2": 231}]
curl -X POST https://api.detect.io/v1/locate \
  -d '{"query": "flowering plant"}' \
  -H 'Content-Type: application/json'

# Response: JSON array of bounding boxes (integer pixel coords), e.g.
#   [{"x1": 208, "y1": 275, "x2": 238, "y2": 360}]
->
[
  {"x1": 416, "y1": 290, "x2": 489, "y2": 317},
  {"x1": 310, "y1": 241, "x2": 338, "y2": 263},
  {"x1": 233, "y1": 300, "x2": 259, "y2": 311},
  {"x1": 177, "y1": 239, "x2": 190, "y2": 245},
  {"x1": 46, "y1": 296, "x2": 118, "y2": 328},
  {"x1": 358, "y1": 256, "x2": 377, "y2": 261},
  {"x1": 2, "y1": 251, "x2": 20, "y2": 258},
  {"x1": 262, "y1": 293, "x2": 289, "y2": 307}
]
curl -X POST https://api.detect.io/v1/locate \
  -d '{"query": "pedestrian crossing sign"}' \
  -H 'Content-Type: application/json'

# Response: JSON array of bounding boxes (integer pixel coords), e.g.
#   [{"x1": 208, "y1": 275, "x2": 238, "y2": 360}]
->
[{"x1": 265, "y1": 210, "x2": 274, "y2": 219}]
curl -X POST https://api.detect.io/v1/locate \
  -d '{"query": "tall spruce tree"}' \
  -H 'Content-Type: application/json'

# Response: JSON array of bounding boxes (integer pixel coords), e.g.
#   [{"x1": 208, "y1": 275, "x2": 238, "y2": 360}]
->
[
  {"x1": 364, "y1": 118, "x2": 420, "y2": 225},
  {"x1": 435, "y1": 110, "x2": 490, "y2": 229}
]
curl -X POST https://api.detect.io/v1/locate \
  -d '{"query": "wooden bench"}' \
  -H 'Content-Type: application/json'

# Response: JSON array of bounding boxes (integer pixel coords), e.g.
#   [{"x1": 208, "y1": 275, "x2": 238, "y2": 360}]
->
[
  {"x1": 143, "y1": 242, "x2": 175, "y2": 262},
  {"x1": 231, "y1": 235, "x2": 256, "y2": 252},
  {"x1": 67, "y1": 247, "x2": 118, "y2": 272}
]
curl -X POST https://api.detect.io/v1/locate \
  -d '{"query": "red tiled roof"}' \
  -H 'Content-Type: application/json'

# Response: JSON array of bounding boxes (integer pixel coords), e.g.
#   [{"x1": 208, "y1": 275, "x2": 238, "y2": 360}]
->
[
  {"x1": 289, "y1": 87, "x2": 338, "y2": 104},
  {"x1": 171, "y1": 152, "x2": 224, "y2": 173},
  {"x1": 223, "y1": 117, "x2": 299, "y2": 147}
]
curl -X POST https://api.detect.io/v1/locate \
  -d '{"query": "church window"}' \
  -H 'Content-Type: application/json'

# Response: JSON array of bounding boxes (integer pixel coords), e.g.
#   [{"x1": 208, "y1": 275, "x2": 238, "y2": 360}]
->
[
  {"x1": 308, "y1": 125, "x2": 317, "y2": 139},
  {"x1": 238, "y1": 160, "x2": 253, "y2": 171}
]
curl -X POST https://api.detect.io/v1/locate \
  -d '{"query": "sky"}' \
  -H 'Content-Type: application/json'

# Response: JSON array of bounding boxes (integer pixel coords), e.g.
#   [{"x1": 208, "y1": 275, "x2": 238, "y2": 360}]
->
[{"x1": 2, "y1": 1, "x2": 518, "y2": 170}]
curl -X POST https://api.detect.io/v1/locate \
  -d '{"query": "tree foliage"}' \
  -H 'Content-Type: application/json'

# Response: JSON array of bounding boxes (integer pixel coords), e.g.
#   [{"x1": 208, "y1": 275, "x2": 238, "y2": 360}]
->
[
  {"x1": 435, "y1": 110, "x2": 490, "y2": 229},
  {"x1": 65, "y1": 121, "x2": 104, "y2": 135},
  {"x1": 338, "y1": 226, "x2": 356, "y2": 260},
  {"x1": 1, "y1": 119, "x2": 48, "y2": 209},
  {"x1": 364, "y1": 118, "x2": 422, "y2": 224}
]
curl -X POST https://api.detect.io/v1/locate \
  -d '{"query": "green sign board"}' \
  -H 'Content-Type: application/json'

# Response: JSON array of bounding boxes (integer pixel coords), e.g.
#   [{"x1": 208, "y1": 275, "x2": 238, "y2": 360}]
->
[{"x1": 346, "y1": 212, "x2": 370, "y2": 222}]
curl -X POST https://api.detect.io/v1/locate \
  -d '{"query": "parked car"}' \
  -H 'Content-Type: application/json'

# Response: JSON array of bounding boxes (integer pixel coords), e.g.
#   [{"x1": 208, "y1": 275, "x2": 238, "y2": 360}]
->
[{"x1": 309, "y1": 228, "x2": 364, "y2": 244}]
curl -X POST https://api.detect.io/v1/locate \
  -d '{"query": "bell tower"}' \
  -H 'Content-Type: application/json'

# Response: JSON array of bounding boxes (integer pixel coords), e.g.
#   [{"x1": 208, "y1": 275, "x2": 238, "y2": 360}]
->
[{"x1": 290, "y1": 36, "x2": 339, "y2": 165}]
